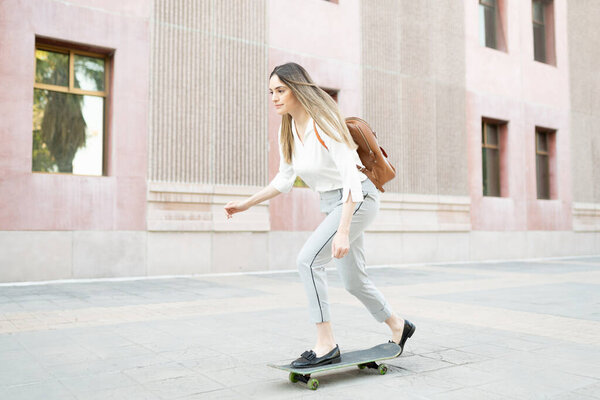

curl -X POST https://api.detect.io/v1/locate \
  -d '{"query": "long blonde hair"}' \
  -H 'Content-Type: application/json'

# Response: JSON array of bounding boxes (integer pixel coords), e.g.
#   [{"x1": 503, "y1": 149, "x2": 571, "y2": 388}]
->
[{"x1": 270, "y1": 63, "x2": 357, "y2": 163}]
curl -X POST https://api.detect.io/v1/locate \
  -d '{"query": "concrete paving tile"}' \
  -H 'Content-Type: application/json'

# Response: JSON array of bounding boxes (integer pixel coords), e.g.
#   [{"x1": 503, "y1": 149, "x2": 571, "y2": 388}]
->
[
  {"x1": 1, "y1": 258, "x2": 599, "y2": 398},
  {"x1": 2, "y1": 380, "x2": 76, "y2": 400},
  {"x1": 311, "y1": 383, "x2": 423, "y2": 399},
  {"x1": 476, "y1": 379, "x2": 566, "y2": 399},
  {"x1": 113, "y1": 325, "x2": 175, "y2": 344},
  {"x1": 494, "y1": 336, "x2": 553, "y2": 352},
  {"x1": 66, "y1": 330, "x2": 137, "y2": 348},
  {"x1": 459, "y1": 358, "x2": 523, "y2": 376},
  {"x1": 59, "y1": 371, "x2": 139, "y2": 394},
  {"x1": 381, "y1": 373, "x2": 464, "y2": 397},
  {"x1": 572, "y1": 382, "x2": 600, "y2": 398},
  {"x1": 0, "y1": 348, "x2": 38, "y2": 367},
  {"x1": 35, "y1": 347, "x2": 105, "y2": 366},
  {"x1": 421, "y1": 364, "x2": 501, "y2": 387},
  {"x1": 233, "y1": 348, "x2": 295, "y2": 366},
  {"x1": 138, "y1": 338, "x2": 199, "y2": 353},
  {"x1": 532, "y1": 342, "x2": 600, "y2": 363},
  {"x1": 230, "y1": 378, "x2": 304, "y2": 399},
  {"x1": 430, "y1": 386, "x2": 516, "y2": 400},
  {"x1": 49, "y1": 359, "x2": 119, "y2": 379},
  {"x1": 0, "y1": 363, "x2": 51, "y2": 386},
  {"x1": 200, "y1": 364, "x2": 275, "y2": 388},
  {"x1": 123, "y1": 362, "x2": 195, "y2": 384},
  {"x1": 426, "y1": 333, "x2": 480, "y2": 349},
  {"x1": 431, "y1": 282, "x2": 600, "y2": 321},
  {"x1": 395, "y1": 354, "x2": 455, "y2": 373},
  {"x1": 157, "y1": 346, "x2": 222, "y2": 362},
  {"x1": 549, "y1": 391, "x2": 598, "y2": 400},
  {"x1": 501, "y1": 350, "x2": 565, "y2": 370},
  {"x1": 535, "y1": 369, "x2": 600, "y2": 392},
  {"x1": 73, "y1": 384, "x2": 160, "y2": 400},
  {"x1": 89, "y1": 344, "x2": 155, "y2": 360},
  {"x1": 0, "y1": 303, "x2": 26, "y2": 313},
  {"x1": 181, "y1": 388, "x2": 251, "y2": 399},
  {"x1": 17, "y1": 300, "x2": 62, "y2": 311},
  {"x1": 458, "y1": 342, "x2": 524, "y2": 358},
  {"x1": 408, "y1": 340, "x2": 454, "y2": 355},
  {"x1": 144, "y1": 375, "x2": 224, "y2": 399},
  {"x1": 0, "y1": 334, "x2": 24, "y2": 351},
  {"x1": 101, "y1": 353, "x2": 173, "y2": 372},
  {"x1": 420, "y1": 348, "x2": 491, "y2": 365},
  {"x1": 15, "y1": 330, "x2": 75, "y2": 349}
]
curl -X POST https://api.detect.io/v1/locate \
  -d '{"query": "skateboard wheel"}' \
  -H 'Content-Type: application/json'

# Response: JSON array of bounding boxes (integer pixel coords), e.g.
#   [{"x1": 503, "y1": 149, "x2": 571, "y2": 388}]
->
[
  {"x1": 307, "y1": 378, "x2": 319, "y2": 390},
  {"x1": 378, "y1": 364, "x2": 388, "y2": 375},
  {"x1": 289, "y1": 372, "x2": 299, "y2": 383},
  {"x1": 357, "y1": 364, "x2": 366, "y2": 370}
]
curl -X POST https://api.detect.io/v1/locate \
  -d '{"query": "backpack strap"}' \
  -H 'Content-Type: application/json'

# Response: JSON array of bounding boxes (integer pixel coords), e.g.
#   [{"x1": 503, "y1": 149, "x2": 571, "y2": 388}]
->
[{"x1": 313, "y1": 120, "x2": 329, "y2": 151}]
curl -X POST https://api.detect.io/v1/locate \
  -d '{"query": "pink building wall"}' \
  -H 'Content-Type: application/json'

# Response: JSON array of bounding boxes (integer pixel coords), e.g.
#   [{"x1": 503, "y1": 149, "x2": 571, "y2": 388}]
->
[
  {"x1": 465, "y1": 0, "x2": 572, "y2": 231},
  {"x1": 0, "y1": 0, "x2": 149, "y2": 231},
  {"x1": 268, "y1": 0, "x2": 361, "y2": 231}
]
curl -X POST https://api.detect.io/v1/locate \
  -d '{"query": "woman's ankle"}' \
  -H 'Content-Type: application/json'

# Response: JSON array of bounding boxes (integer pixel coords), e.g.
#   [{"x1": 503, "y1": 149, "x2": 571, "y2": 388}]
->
[{"x1": 314, "y1": 342, "x2": 336, "y2": 356}]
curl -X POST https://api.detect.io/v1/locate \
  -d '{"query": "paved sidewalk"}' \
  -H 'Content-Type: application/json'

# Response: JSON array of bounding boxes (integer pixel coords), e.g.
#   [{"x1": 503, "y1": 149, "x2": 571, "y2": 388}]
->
[{"x1": 1, "y1": 257, "x2": 599, "y2": 399}]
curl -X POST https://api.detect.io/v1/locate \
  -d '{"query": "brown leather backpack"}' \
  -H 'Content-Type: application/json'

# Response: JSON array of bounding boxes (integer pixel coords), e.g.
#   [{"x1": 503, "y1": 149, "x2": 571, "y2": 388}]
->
[{"x1": 313, "y1": 117, "x2": 396, "y2": 192}]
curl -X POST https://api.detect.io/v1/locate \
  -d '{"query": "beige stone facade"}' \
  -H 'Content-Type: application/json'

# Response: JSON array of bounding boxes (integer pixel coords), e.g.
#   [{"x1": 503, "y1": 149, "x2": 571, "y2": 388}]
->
[{"x1": 0, "y1": 0, "x2": 598, "y2": 283}]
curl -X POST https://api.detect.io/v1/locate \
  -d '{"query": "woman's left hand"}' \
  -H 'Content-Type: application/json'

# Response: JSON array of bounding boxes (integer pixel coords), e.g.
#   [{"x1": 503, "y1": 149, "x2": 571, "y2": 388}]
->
[{"x1": 332, "y1": 232, "x2": 350, "y2": 258}]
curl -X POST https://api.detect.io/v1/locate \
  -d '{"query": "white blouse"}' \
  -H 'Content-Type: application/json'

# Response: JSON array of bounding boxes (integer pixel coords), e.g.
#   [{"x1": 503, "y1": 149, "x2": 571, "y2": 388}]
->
[{"x1": 269, "y1": 116, "x2": 367, "y2": 203}]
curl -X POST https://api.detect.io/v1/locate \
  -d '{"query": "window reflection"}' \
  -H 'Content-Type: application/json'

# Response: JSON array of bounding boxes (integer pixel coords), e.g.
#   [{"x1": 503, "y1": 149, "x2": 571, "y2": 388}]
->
[
  {"x1": 74, "y1": 55, "x2": 105, "y2": 91},
  {"x1": 33, "y1": 89, "x2": 104, "y2": 175},
  {"x1": 35, "y1": 49, "x2": 69, "y2": 87}
]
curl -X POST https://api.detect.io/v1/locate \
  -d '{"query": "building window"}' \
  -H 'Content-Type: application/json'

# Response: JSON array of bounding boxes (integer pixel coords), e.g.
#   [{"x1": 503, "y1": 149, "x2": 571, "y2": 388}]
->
[
  {"x1": 482, "y1": 120, "x2": 502, "y2": 197},
  {"x1": 532, "y1": 0, "x2": 556, "y2": 65},
  {"x1": 535, "y1": 128, "x2": 555, "y2": 199},
  {"x1": 33, "y1": 42, "x2": 109, "y2": 176},
  {"x1": 479, "y1": 0, "x2": 507, "y2": 51}
]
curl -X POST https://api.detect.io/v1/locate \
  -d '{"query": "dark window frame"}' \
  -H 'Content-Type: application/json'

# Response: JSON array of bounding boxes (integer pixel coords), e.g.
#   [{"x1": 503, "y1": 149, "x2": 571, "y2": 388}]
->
[
  {"x1": 479, "y1": 0, "x2": 507, "y2": 52},
  {"x1": 33, "y1": 41, "x2": 111, "y2": 176},
  {"x1": 535, "y1": 127, "x2": 555, "y2": 200},
  {"x1": 482, "y1": 120, "x2": 503, "y2": 197},
  {"x1": 481, "y1": 120, "x2": 510, "y2": 198},
  {"x1": 532, "y1": 0, "x2": 556, "y2": 65}
]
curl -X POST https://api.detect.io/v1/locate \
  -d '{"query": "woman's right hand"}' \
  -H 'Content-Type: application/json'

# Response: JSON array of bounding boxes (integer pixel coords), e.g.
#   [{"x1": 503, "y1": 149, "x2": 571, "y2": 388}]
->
[{"x1": 224, "y1": 200, "x2": 250, "y2": 219}]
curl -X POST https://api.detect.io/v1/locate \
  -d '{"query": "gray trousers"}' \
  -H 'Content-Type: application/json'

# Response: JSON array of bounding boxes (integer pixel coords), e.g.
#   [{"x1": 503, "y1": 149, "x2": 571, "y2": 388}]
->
[{"x1": 297, "y1": 178, "x2": 393, "y2": 323}]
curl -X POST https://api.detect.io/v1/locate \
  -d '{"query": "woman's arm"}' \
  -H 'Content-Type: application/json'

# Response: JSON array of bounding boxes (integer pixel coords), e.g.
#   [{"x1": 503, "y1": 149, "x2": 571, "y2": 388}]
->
[
  {"x1": 245, "y1": 184, "x2": 282, "y2": 208},
  {"x1": 332, "y1": 191, "x2": 356, "y2": 258},
  {"x1": 224, "y1": 184, "x2": 281, "y2": 219}
]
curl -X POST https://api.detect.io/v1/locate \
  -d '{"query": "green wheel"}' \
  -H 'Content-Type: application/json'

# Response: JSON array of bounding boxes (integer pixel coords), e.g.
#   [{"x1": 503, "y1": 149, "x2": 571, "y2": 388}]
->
[
  {"x1": 289, "y1": 372, "x2": 299, "y2": 383},
  {"x1": 307, "y1": 378, "x2": 319, "y2": 390},
  {"x1": 378, "y1": 364, "x2": 388, "y2": 375},
  {"x1": 357, "y1": 364, "x2": 367, "y2": 370}
]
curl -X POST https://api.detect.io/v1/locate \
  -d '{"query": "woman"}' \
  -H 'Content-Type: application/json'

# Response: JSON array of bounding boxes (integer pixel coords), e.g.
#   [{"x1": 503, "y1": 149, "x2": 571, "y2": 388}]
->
[{"x1": 224, "y1": 62, "x2": 415, "y2": 368}]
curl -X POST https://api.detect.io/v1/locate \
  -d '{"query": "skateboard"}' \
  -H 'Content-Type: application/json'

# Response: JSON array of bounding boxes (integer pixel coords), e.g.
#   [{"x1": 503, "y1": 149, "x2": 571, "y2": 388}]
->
[{"x1": 268, "y1": 342, "x2": 401, "y2": 390}]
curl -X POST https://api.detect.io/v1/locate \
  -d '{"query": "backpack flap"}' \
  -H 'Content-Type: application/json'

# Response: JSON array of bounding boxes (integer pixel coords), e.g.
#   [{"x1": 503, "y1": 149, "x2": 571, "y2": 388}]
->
[{"x1": 345, "y1": 117, "x2": 396, "y2": 192}]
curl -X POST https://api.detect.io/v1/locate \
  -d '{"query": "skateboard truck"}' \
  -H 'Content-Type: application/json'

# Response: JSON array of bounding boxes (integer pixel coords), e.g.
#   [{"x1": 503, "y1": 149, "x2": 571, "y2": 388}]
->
[{"x1": 288, "y1": 361, "x2": 389, "y2": 391}]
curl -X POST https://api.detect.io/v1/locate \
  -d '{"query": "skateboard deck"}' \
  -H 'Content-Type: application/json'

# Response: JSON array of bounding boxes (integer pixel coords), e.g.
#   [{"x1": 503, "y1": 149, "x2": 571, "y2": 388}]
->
[{"x1": 268, "y1": 342, "x2": 401, "y2": 390}]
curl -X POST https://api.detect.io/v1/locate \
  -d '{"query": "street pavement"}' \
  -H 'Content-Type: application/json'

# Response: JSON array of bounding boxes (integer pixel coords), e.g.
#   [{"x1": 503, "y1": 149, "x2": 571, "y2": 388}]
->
[{"x1": 0, "y1": 256, "x2": 599, "y2": 399}]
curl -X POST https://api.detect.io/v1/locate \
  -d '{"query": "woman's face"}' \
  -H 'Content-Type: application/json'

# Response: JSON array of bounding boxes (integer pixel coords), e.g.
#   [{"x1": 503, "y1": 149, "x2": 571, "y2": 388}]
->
[{"x1": 269, "y1": 74, "x2": 300, "y2": 116}]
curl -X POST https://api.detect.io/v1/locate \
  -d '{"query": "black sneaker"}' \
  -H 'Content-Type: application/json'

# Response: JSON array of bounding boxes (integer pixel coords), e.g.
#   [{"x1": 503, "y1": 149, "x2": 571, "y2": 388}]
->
[{"x1": 290, "y1": 345, "x2": 341, "y2": 368}]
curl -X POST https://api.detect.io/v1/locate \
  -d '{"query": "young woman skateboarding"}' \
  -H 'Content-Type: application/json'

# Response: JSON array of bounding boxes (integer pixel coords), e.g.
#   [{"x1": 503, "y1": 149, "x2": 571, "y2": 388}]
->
[{"x1": 224, "y1": 62, "x2": 415, "y2": 368}]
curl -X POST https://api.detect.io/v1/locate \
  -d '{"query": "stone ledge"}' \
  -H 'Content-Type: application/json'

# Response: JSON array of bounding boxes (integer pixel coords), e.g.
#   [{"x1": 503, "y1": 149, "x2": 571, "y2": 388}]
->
[
  {"x1": 573, "y1": 202, "x2": 600, "y2": 232},
  {"x1": 371, "y1": 194, "x2": 472, "y2": 232},
  {"x1": 147, "y1": 182, "x2": 269, "y2": 232}
]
